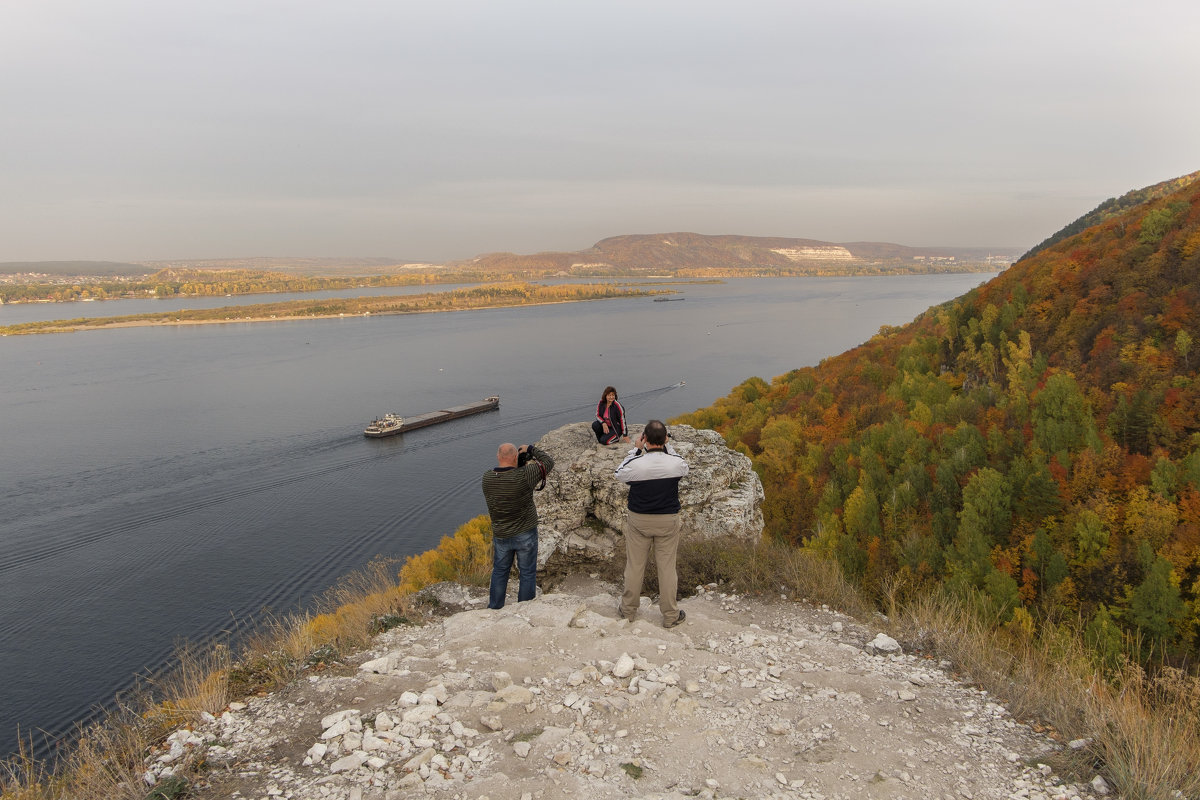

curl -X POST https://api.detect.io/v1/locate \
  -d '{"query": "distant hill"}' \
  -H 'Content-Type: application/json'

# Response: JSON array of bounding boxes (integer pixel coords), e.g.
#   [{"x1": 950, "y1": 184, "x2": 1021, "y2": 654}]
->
[
  {"x1": 1017, "y1": 169, "x2": 1200, "y2": 262},
  {"x1": 676, "y1": 169, "x2": 1200, "y2": 666},
  {"x1": 459, "y1": 233, "x2": 1020, "y2": 274},
  {"x1": 2, "y1": 237, "x2": 1022, "y2": 279}
]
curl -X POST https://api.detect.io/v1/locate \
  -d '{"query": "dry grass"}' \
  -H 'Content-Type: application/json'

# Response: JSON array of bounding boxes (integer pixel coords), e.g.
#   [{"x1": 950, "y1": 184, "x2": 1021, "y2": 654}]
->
[
  {"x1": 6, "y1": 518, "x2": 1196, "y2": 800},
  {"x1": 884, "y1": 587, "x2": 1092, "y2": 729},
  {"x1": 1, "y1": 707, "x2": 159, "y2": 800},
  {"x1": 884, "y1": 585, "x2": 1200, "y2": 800},
  {"x1": 0, "y1": 737, "x2": 54, "y2": 800},
  {"x1": 141, "y1": 641, "x2": 232, "y2": 731},
  {"x1": 225, "y1": 611, "x2": 316, "y2": 698},
  {"x1": 704, "y1": 540, "x2": 1200, "y2": 799},
  {"x1": 2, "y1": 643, "x2": 233, "y2": 800},
  {"x1": 675, "y1": 535, "x2": 872, "y2": 617},
  {"x1": 51, "y1": 714, "x2": 154, "y2": 800},
  {"x1": 0, "y1": 520, "x2": 492, "y2": 800},
  {"x1": 1084, "y1": 667, "x2": 1200, "y2": 800}
]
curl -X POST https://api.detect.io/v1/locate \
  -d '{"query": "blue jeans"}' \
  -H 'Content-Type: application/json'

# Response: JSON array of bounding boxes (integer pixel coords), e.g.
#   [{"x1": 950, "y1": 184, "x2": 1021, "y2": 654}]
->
[{"x1": 488, "y1": 528, "x2": 539, "y2": 609}]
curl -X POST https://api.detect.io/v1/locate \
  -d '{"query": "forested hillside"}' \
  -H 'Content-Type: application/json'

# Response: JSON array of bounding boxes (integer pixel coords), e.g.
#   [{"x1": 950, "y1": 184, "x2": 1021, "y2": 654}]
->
[
  {"x1": 677, "y1": 172, "x2": 1200, "y2": 665},
  {"x1": 1018, "y1": 170, "x2": 1200, "y2": 262}
]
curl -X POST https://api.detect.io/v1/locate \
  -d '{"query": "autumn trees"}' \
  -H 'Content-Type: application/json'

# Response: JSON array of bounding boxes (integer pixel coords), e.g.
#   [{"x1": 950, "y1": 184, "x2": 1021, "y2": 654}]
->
[{"x1": 675, "y1": 174, "x2": 1200, "y2": 667}]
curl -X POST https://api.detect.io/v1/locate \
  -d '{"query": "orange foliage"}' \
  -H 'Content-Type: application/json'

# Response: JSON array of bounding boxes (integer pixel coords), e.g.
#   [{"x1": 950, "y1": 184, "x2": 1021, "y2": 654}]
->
[
  {"x1": 674, "y1": 172, "x2": 1200, "y2": 665},
  {"x1": 1118, "y1": 452, "x2": 1153, "y2": 494},
  {"x1": 1020, "y1": 567, "x2": 1039, "y2": 605}
]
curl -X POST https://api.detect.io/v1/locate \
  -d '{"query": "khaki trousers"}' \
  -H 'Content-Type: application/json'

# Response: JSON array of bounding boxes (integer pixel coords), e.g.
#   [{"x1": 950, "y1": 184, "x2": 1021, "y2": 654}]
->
[{"x1": 620, "y1": 511, "x2": 683, "y2": 626}]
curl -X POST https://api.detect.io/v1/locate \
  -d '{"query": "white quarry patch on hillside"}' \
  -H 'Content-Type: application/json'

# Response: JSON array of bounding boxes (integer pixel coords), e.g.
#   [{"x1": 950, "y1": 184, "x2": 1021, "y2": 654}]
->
[
  {"x1": 165, "y1": 578, "x2": 1103, "y2": 800},
  {"x1": 771, "y1": 246, "x2": 855, "y2": 261}
]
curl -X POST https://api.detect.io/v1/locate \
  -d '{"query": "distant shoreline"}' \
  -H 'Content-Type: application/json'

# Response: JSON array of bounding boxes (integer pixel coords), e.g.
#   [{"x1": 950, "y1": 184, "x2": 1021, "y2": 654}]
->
[{"x1": 0, "y1": 287, "x2": 655, "y2": 336}]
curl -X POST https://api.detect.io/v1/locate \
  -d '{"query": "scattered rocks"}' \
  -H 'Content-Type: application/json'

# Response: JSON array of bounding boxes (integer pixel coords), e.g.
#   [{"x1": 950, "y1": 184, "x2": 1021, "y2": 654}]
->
[{"x1": 170, "y1": 577, "x2": 1105, "y2": 800}]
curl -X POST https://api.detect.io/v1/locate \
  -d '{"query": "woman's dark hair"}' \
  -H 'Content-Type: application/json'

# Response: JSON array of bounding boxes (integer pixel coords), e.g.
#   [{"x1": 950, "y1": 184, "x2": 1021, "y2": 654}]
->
[{"x1": 600, "y1": 386, "x2": 618, "y2": 402}]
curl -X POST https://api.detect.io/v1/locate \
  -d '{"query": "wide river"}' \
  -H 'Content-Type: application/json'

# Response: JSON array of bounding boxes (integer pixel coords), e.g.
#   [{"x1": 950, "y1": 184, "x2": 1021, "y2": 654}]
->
[{"x1": 0, "y1": 273, "x2": 993, "y2": 759}]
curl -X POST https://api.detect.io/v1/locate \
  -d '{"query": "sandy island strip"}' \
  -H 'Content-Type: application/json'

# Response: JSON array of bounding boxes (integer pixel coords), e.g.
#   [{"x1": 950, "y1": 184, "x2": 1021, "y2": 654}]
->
[{"x1": 1, "y1": 294, "x2": 649, "y2": 335}]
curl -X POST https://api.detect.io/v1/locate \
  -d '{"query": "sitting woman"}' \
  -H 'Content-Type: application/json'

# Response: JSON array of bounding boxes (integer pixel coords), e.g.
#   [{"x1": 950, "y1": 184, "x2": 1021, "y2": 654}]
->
[{"x1": 592, "y1": 386, "x2": 629, "y2": 445}]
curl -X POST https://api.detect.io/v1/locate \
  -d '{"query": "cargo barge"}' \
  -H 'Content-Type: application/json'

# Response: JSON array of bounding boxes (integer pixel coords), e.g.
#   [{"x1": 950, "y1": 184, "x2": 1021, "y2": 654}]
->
[{"x1": 364, "y1": 395, "x2": 500, "y2": 438}]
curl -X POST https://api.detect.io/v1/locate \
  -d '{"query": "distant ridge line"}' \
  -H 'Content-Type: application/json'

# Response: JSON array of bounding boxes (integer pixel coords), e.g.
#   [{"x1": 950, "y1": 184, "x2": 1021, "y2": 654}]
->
[{"x1": 2, "y1": 233, "x2": 1023, "y2": 278}]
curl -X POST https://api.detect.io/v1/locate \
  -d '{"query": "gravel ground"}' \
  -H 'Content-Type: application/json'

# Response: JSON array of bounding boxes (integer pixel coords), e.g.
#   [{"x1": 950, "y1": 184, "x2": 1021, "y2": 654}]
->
[{"x1": 155, "y1": 575, "x2": 1108, "y2": 800}]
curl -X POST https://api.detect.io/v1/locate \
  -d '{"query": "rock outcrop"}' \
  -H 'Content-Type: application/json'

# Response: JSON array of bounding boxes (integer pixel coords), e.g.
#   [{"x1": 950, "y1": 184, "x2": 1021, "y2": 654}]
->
[{"x1": 531, "y1": 423, "x2": 764, "y2": 571}]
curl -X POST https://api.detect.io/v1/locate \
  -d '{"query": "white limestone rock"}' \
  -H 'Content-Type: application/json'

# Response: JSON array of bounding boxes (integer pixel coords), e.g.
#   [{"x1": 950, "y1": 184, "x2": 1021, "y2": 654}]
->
[
  {"x1": 401, "y1": 705, "x2": 440, "y2": 724},
  {"x1": 320, "y1": 709, "x2": 360, "y2": 730},
  {"x1": 321, "y1": 719, "x2": 353, "y2": 740},
  {"x1": 418, "y1": 684, "x2": 447, "y2": 706},
  {"x1": 868, "y1": 633, "x2": 902, "y2": 654},
  {"x1": 530, "y1": 423, "x2": 764, "y2": 570},
  {"x1": 493, "y1": 684, "x2": 534, "y2": 705},
  {"x1": 330, "y1": 751, "x2": 367, "y2": 773},
  {"x1": 359, "y1": 655, "x2": 393, "y2": 674},
  {"x1": 613, "y1": 653, "x2": 636, "y2": 678}
]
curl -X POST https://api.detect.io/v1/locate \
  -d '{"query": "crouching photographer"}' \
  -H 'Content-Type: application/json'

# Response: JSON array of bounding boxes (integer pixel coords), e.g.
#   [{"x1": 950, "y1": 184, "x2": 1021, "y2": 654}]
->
[{"x1": 481, "y1": 441, "x2": 554, "y2": 609}]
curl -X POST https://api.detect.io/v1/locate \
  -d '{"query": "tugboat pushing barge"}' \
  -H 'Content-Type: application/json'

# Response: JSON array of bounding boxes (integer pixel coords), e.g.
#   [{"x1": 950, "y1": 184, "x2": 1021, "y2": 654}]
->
[{"x1": 364, "y1": 395, "x2": 500, "y2": 438}]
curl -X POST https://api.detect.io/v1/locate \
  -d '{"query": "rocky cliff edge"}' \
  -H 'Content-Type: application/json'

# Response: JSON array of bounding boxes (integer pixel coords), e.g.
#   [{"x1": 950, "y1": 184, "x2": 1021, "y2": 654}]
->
[
  {"x1": 143, "y1": 426, "x2": 1106, "y2": 800},
  {"x1": 167, "y1": 576, "x2": 1103, "y2": 800}
]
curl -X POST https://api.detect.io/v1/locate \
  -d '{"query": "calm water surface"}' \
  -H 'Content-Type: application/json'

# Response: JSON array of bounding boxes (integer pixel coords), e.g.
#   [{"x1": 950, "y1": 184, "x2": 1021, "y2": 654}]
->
[{"x1": 0, "y1": 274, "x2": 994, "y2": 759}]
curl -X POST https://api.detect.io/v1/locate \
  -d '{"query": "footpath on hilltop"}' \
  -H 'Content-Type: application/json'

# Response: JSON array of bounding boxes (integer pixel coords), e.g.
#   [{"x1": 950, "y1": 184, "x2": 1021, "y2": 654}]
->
[{"x1": 159, "y1": 575, "x2": 1105, "y2": 800}]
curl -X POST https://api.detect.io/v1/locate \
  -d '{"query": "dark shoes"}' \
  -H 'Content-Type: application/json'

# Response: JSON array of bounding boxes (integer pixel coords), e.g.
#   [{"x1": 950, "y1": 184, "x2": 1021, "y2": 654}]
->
[
  {"x1": 617, "y1": 604, "x2": 634, "y2": 621},
  {"x1": 664, "y1": 609, "x2": 686, "y2": 628}
]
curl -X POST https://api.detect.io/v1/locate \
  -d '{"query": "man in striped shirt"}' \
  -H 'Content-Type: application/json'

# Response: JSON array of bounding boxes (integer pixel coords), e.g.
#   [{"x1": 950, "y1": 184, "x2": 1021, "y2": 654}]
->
[
  {"x1": 615, "y1": 420, "x2": 689, "y2": 628},
  {"x1": 482, "y1": 442, "x2": 554, "y2": 609}
]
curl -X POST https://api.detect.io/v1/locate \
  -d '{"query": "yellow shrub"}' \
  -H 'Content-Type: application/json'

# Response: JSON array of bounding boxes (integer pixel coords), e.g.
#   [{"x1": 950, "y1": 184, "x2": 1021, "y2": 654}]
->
[
  {"x1": 306, "y1": 612, "x2": 342, "y2": 644},
  {"x1": 399, "y1": 516, "x2": 493, "y2": 593}
]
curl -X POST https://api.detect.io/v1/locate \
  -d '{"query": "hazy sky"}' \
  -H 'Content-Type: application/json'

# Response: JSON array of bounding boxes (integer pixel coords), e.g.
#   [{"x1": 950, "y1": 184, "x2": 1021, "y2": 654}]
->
[{"x1": 3, "y1": 1, "x2": 1198, "y2": 263}]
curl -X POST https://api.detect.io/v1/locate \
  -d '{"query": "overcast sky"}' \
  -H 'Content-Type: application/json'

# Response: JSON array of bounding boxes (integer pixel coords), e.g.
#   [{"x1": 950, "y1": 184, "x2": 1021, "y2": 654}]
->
[{"x1": 2, "y1": 1, "x2": 1198, "y2": 263}]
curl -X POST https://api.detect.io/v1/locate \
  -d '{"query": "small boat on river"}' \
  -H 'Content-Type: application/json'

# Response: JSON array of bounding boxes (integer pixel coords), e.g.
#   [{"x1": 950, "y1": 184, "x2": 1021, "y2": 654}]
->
[{"x1": 364, "y1": 395, "x2": 500, "y2": 438}]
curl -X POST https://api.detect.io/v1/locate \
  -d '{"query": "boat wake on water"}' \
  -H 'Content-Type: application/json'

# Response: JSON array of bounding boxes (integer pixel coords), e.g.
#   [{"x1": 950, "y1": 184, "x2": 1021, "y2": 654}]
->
[
  {"x1": 2, "y1": 379, "x2": 692, "y2": 748},
  {"x1": 0, "y1": 382, "x2": 687, "y2": 580}
]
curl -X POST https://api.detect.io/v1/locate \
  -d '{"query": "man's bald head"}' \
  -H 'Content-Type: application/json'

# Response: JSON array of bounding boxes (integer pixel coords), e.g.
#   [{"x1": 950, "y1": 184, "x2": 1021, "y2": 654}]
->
[
  {"x1": 497, "y1": 443, "x2": 519, "y2": 467},
  {"x1": 643, "y1": 419, "x2": 668, "y2": 447}
]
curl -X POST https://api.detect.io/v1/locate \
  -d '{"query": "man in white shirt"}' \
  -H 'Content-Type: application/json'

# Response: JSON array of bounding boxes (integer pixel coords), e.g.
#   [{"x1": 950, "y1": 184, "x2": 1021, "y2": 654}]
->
[{"x1": 614, "y1": 420, "x2": 689, "y2": 628}]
